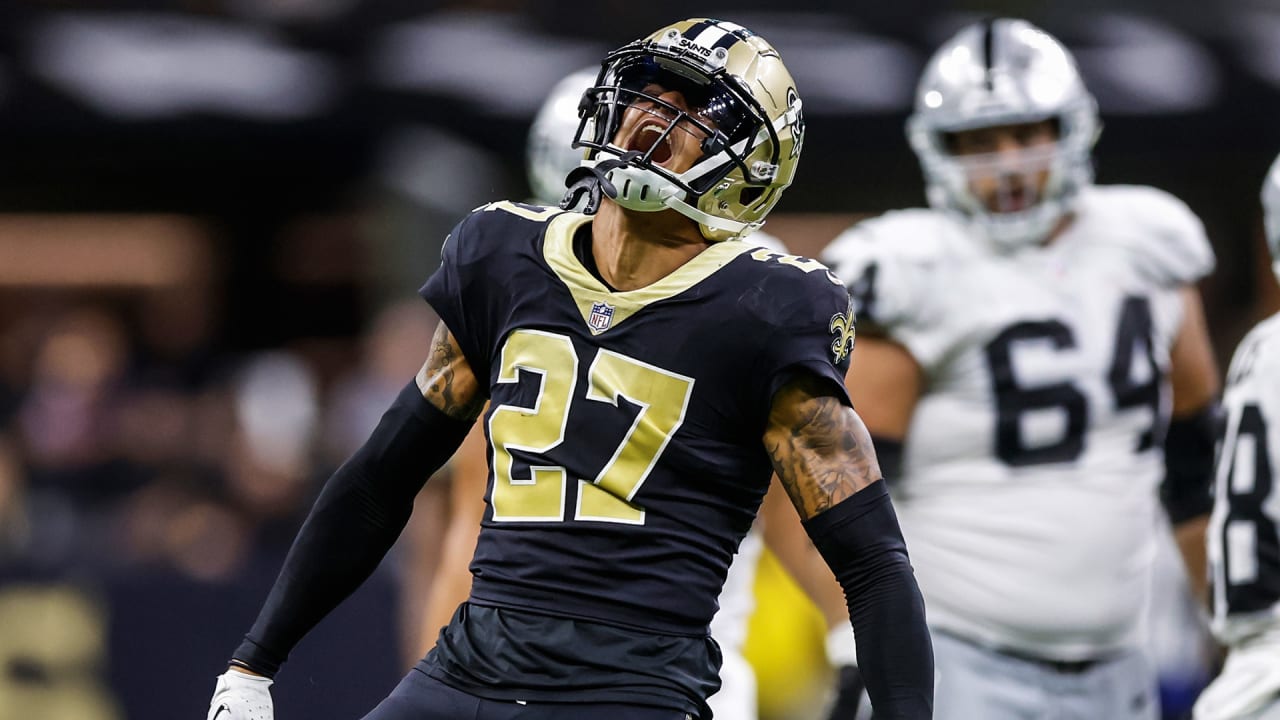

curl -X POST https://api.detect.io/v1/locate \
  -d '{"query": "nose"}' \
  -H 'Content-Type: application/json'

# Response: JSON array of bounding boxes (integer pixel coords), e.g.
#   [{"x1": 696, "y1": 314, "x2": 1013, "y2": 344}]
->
[
  {"x1": 991, "y1": 130, "x2": 1025, "y2": 157},
  {"x1": 987, "y1": 130, "x2": 1031, "y2": 176}
]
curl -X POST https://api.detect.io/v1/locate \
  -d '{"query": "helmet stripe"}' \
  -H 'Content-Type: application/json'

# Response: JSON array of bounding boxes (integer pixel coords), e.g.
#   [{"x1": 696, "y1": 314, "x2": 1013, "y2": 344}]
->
[
  {"x1": 690, "y1": 24, "x2": 731, "y2": 51},
  {"x1": 714, "y1": 20, "x2": 755, "y2": 40},
  {"x1": 710, "y1": 32, "x2": 741, "y2": 51},
  {"x1": 982, "y1": 18, "x2": 997, "y2": 91},
  {"x1": 682, "y1": 19, "x2": 716, "y2": 40},
  {"x1": 683, "y1": 20, "x2": 751, "y2": 52}
]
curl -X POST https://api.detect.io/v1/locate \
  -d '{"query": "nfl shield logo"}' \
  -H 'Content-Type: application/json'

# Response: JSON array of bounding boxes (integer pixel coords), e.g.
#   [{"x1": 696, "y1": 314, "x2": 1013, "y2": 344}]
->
[{"x1": 588, "y1": 301, "x2": 615, "y2": 333}]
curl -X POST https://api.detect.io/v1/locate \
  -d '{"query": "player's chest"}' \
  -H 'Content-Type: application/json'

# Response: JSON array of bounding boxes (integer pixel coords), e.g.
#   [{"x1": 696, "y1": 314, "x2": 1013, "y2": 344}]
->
[
  {"x1": 933, "y1": 251, "x2": 1180, "y2": 402},
  {"x1": 912, "y1": 252, "x2": 1183, "y2": 468},
  {"x1": 948, "y1": 244, "x2": 1165, "y2": 339},
  {"x1": 486, "y1": 290, "x2": 754, "y2": 450}
]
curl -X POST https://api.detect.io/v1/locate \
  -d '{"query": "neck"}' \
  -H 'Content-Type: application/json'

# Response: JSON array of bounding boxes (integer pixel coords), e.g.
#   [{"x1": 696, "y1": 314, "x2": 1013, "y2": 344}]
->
[{"x1": 590, "y1": 200, "x2": 709, "y2": 291}]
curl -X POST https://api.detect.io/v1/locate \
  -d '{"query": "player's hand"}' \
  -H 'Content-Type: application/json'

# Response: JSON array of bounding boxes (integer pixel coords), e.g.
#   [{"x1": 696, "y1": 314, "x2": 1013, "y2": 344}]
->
[
  {"x1": 1193, "y1": 639, "x2": 1280, "y2": 720},
  {"x1": 208, "y1": 668, "x2": 274, "y2": 720},
  {"x1": 824, "y1": 626, "x2": 873, "y2": 720},
  {"x1": 826, "y1": 664, "x2": 869, "y2": 720}
]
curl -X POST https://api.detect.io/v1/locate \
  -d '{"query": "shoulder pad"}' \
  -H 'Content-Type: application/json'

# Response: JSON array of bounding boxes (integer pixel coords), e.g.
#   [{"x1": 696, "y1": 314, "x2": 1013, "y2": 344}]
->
[
  {"x1": 444, "y1": 200, "x2": 564, "y2": 263},
  {"x1": 828, "y1": 209, "x2": 958, "y2": 263},
  {"x1": 821, "y1": 209, "x2": 958, "y2": 329},
  {"x1": 743, "y1": 229, "x2": 787, "y2": 254},
  {"x1": 1226, "y1": 312, "x2": 1280, "y2": 389},
  {"x1": 1084, "y1": 185, "x2": 1215, "y2": 286}
]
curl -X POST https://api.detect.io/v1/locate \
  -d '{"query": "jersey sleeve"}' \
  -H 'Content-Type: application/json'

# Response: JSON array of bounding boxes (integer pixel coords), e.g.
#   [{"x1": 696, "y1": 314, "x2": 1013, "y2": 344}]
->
[
  {"x1": 1109, "y1": 185, "x2": 1216, "y2": 287},
  {"x1": 749, "y1": 266, "x2": 856, "y2": 413},
  {"x1": 820, "y1": 211, "x2": 950, "y2": 369},
  {"x1": 418, "y1": 208, "x2": 498, "y2": 385}
]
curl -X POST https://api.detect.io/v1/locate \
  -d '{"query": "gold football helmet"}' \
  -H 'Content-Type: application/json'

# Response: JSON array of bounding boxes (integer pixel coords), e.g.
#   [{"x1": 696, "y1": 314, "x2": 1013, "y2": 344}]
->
[{"x1": 569, "y1": 18, "x2": 804, "y2": 242}]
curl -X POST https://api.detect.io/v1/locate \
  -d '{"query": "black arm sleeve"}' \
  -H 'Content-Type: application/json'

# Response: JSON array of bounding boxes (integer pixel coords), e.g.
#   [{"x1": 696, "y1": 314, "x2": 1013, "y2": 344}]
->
[
  {"x1": 231, "y1": 382, "x2": 474, "y2": 677},
  {"x1": 803, "y1": 480, "x2": 933, "y2": 719},
  {"x1": 1161, "y1": 402, "x2": 1220, "y2": 525}
]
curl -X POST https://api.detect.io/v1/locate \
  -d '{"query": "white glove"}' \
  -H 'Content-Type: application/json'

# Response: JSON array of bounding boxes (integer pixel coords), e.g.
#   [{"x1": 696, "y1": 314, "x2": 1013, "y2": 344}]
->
[
  {"x1": 1194, "y1": 639, "x2": 1280, "y2": 720},
  {"x1": 826, "y1": 625, "x2": 858, "y2": 667},
  {"x1": 824, "y1": 626, "x2": 873, "y2": 720},
  {"x1": 208, "y1": 668, "x2": 274, "y2": 720}
]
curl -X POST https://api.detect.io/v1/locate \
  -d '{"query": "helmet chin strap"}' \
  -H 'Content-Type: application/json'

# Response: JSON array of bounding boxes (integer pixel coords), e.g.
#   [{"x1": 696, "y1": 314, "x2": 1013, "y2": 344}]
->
[
  {"x1": 604, "y1": 164, "x2": 757, "y2": 238},
  {"x1": 661, "y1": 192, "x2": 761, "y2": 238},
  {"x1": 571, "y1": 159, "x2": 758, "y2": 240}
]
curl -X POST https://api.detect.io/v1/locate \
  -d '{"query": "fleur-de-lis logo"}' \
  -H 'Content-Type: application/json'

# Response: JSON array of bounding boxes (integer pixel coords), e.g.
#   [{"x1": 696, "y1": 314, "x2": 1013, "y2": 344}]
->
[
  {"x1": 786, "y1": 87, "x2": 805, "y2": 159},
  {"x1": 828, "y1": 301, "x2": 856, "y2": 364}
]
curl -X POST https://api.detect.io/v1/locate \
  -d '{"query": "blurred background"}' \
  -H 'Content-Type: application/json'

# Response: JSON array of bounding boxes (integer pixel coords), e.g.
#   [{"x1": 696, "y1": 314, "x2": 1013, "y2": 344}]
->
[{"x1": 0, "y1": 1, "x2": 1277, "y2": 718}]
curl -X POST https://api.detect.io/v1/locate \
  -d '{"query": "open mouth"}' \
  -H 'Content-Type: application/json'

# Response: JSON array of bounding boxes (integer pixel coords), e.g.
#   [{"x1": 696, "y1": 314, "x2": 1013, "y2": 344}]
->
[
  {"x1": 995, "y1": 184, "x2": 1033, "y2": 213},
  {"x1": 627, "y1": 121, "x2": 674, "y2": 164}
]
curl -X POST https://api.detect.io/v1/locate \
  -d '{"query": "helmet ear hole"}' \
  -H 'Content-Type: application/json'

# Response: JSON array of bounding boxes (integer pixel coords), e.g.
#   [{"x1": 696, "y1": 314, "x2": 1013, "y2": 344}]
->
[{"x1": 739, "y1": 185, "x2": 765, "y2": 207}]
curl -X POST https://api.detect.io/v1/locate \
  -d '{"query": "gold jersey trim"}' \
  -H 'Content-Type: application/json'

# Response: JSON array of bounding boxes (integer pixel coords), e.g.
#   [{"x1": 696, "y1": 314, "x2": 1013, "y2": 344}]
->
[{"x1": 543, "y1": 212, "x2": 752, "y2": 335}]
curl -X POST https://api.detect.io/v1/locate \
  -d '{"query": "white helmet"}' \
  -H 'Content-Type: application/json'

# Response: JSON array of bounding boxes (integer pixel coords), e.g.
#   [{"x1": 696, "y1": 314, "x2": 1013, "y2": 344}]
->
[
  {"x1": 569, "y1": 18, "x2": 805, "y2": 242},
  {"x1": 526, "y1": 68, "x2": 599, "y2": 205},
  {"x1": 1264, "y1": 152, "x2": 1280, "y2": 285},
  {"x1": 907, "y1": 18, "x2": 1100, "y2": 250}
]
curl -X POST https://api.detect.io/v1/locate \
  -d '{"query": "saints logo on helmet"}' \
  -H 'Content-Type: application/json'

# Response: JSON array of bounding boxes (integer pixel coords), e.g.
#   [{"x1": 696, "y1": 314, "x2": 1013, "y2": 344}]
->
[
  {"x1": 571, "y1": 18, "x2": 804, "y2": 242},
  {"x1": 907, "y1": 18, "x2": 1100, "y2": 249}
]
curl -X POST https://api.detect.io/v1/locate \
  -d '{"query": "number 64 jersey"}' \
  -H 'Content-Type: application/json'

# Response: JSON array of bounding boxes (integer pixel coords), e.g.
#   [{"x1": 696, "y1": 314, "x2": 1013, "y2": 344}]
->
[{"x1": 822, "y1": 184, "x2": 1215, "y2": 660}]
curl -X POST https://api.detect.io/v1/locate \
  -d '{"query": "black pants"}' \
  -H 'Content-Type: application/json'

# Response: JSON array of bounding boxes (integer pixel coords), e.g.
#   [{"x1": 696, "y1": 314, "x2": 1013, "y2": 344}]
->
[{"x1": 362, "y1": 669, "x2": 693, "y2": 720}]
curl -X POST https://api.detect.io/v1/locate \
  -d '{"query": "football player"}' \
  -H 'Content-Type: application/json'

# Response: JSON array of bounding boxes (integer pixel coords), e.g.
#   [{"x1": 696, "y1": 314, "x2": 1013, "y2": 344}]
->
[
  {"x1": 1193, "y1": 154, "x2": 1280, "y2": 720},
  {"x1": 821, "y1": 18, "x2": 1220, "y2": 719},
  {"x1": 416, "y1": 65, "x2": 796, "y2": 720},
  {"x1": 207, "y1": 18, "x2": 933, "y2": 720}
]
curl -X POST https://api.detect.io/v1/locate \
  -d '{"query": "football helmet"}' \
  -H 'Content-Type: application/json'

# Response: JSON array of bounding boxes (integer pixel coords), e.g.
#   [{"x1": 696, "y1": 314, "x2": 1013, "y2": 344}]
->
[
  {"x1": 526, "y1": 68, "x2": 598, "y2": 205},
  {"x1": 907, "y1": 18, "x2": 1100, "y2": 250},
  {"x1": 1264, "y1": 152, "x2": 1280, "y2": 286},
  {"x1": 568, "y1": 18, "x2": 805, "y2": 242}
]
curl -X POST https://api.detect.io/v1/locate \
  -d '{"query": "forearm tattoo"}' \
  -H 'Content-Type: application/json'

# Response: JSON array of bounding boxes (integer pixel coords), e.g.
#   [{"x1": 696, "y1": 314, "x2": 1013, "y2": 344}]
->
[
  {"x1": 417, "y1": 324, "x2": 485, "y2": 421},
  {"x1": 765, "y1": 379, "x2": 881, "y2": 519}
]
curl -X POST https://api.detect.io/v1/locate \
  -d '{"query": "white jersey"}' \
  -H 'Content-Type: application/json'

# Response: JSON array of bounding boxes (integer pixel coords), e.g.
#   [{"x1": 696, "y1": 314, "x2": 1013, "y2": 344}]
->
[
  {"x1": 1208, "y1": 311, "x2": 1280, "y2": 647},
  {"x1": 707, "y1": 527, "x2": 764, "y2": 719},
  {"x1": 822, "y1": 185, "x2": 1215, "y2": 660},
  {"x1": 711, "y1": 527, "x2": 764, "y2": 654}
]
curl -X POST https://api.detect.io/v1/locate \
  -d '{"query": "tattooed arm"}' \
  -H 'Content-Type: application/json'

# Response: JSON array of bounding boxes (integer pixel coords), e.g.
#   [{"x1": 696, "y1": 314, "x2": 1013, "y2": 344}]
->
[
  {"x1": 417, "y1": 323, "x2": 486, "y2": 421},
  {"x1": 763, "y1": 375, "x2": 934, "y2": 719},
  {"x1": 224, "y1": 321, "x2": 479, "y2": 679},
  {"x1": 763, "y1": 374, "x2": 882, "y2": 518}
]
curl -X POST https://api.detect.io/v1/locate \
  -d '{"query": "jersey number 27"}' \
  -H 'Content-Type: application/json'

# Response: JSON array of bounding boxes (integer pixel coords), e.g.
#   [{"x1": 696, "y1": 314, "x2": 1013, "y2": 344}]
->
[{"x1": 486, "y1": 329, "x2": 694, "y2": 525}]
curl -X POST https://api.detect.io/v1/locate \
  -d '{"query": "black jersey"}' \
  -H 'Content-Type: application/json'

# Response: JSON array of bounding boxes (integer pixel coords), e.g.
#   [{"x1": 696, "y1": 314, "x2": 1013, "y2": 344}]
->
[{"x1": 418, "y1": 201, "x2": 853, "y2": 711}]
